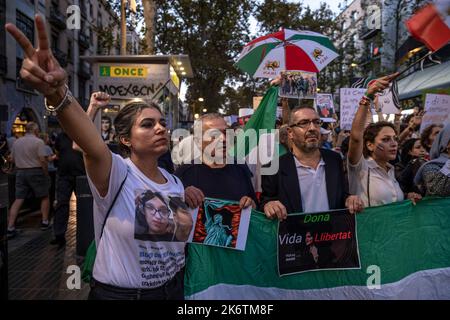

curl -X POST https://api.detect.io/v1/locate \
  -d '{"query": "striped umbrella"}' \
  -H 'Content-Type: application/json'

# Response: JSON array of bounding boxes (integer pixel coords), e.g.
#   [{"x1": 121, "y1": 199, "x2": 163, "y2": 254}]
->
[{"x1": 236, "y1": 28, "x2": 339, "y2": 78}]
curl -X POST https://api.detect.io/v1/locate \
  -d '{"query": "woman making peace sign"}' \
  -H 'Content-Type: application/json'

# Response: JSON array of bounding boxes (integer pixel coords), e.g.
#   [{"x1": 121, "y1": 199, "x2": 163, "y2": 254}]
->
[{"x1": 6, "y1": 15, "x2": 193, "y2": 300}]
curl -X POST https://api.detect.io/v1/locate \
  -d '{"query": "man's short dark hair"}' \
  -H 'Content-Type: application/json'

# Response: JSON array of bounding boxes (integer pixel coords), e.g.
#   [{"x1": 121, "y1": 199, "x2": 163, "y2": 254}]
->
[{"x1": 289, "y1": 106, "x2": 317, "y2": 125}]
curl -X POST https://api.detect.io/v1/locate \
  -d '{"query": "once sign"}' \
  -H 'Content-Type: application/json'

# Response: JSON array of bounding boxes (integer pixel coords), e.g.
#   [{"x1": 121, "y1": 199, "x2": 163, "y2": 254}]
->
[
  {"x1": 99, "y1": 66, "x2": 148, "y2": 78},
  {"x1": 95, "y1": 63, "x2": 170, "y2": 99}
]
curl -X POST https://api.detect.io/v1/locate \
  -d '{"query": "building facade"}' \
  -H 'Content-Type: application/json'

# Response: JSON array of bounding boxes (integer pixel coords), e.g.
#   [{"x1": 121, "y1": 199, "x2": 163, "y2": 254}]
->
[
  {"x1": 331, "y1": 0, "x2": 449, "y2": 107},
  {"x1": 332, "y1": 0, "x2": 383, "y2": 87}
]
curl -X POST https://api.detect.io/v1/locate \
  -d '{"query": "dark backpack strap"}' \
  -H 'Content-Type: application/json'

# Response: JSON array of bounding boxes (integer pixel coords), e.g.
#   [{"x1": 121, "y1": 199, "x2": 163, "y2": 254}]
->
[
  {"x1": 170, "y1": 173, "x2": 180, "y2": 185},
  {"x1": 99, "y1": 170, "x2": 129, "y2": 239}
]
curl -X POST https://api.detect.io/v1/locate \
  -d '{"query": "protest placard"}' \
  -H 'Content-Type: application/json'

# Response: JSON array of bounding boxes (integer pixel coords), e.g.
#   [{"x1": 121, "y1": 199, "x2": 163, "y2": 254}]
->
[
  {"x1": 420, "y1": 94, "x2": 450, "y2": 133},
  {"x1": 375, "y1": 85, "x2": 400, "y2": 114},
  {"x1": 279, "y1": 71, "x2": 317, "y2": 100},
  {"x1": 278, "y1": 209, "x2": 360, "y2": 276},
  {"x1": 315, "y1": 93, "x2": 336, "y2": 122},
  {"x1": 188, "y1": 198, "x2": 251, "y2": 251},
  {"x1": 339, "y1": 88, "x2": 366, "y2": 130}
]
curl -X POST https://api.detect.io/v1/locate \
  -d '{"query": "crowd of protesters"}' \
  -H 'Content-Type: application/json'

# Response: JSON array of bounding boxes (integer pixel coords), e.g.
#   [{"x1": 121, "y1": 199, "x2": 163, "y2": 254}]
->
[{"x1": 4, "y1": 15, "x2": 450, "y2": 300}]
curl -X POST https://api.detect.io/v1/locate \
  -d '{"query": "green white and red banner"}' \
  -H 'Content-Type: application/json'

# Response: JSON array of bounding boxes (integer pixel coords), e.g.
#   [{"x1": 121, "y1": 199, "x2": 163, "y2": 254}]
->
[{"x1": 185, "y1": 197, "x2": 450, "y2": 299}]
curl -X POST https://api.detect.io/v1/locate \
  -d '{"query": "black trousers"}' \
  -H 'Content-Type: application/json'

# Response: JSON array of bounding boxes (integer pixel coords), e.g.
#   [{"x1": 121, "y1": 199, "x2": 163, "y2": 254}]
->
[
  {"x1": 53, "y1": 175, "x2": 77, "y2": 237},
  {"x1": 88, "y1": 271, "x2": 184, "y2": 300},
  {"x1": 48, "y1": 171, "x2": 56, "y2": 217}
]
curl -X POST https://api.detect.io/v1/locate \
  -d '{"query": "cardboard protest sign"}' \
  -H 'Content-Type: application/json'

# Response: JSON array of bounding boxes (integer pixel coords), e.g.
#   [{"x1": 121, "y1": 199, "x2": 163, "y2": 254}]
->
[{"x1": 339, "y1": 88, "x2": 366, "y2": 130}]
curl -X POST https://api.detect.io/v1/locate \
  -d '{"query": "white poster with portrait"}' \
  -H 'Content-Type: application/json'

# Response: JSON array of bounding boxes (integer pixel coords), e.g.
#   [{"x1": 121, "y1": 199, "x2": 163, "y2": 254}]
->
[
  {"x1": 315, "y1": 93, "x2": 336, "y2": 122},
  {"x1": 420, "y1": 94, "x2": 450, "y2": 133}
]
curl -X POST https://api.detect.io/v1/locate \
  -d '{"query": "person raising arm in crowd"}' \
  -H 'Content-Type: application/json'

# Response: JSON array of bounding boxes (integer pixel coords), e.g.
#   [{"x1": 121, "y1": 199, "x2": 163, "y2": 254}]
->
[
  {"x1": 6, "y1": 15, "x2": 192, "y2": 300},
  {"x1": 347, "y1": 74, "x2": 422, "y2": 207}
]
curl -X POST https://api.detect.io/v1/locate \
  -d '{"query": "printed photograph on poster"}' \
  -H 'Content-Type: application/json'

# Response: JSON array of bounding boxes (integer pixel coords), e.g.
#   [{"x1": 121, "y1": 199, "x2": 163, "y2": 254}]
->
[
  {"x1": 188, "y1": 198, "x2": 251, "y2": 251},
  {"x1": 279, "y1": 71, "x2": 317, "y2": 99},
  {"x1": 277, "y1": 209, "x2": 360, "y2": 276},
  {"x1": 315, "y1": 93, "x2": 336, "y2": 122},
  {"x1": 420, "y1": 93, "x2": 450, "y2": 133},
  {"x1": 373, "y1": 85, "x2": 400, "y2": 115},
  {"x1": 134, "y1": 189, "x2": 192, "y2": 242}
]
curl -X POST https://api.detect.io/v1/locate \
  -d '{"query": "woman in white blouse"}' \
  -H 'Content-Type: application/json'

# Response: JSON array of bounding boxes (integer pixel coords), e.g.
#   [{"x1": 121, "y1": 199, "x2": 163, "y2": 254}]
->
[{"x1": 347, "y1": 74, "x2": 422, "y2": 207}]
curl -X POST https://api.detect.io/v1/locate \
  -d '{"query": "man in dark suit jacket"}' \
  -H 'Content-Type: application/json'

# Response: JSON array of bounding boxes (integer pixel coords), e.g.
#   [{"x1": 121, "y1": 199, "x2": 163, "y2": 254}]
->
[{"x1": 260, "y1": 107, "x2": 363, "y2": 220}]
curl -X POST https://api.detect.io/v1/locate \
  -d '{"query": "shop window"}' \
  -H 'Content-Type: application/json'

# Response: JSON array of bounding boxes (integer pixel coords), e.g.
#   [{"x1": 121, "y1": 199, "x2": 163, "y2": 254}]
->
[
  {"x1": 16, "y1": 11, "x2": 34, "y2": 48},
  {"x1": 15, "y1": 11, "x2": 35, "y2": 91},
  {"x1": 12, "y1": 116, "x2": 27, "y2": 137},
  {"x1": 12, "y1": 108, "x2": 38, "y2": 137}
]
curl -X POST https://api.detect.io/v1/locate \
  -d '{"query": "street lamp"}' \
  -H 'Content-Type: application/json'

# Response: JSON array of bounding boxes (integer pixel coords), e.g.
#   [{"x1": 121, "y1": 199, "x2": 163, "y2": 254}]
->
[
  {"x1": 202, "y1": 108, "x2": 207, "y2": 113},
  {"x1": 193, "y1": 97, "x2": 204, "y2": 120}
]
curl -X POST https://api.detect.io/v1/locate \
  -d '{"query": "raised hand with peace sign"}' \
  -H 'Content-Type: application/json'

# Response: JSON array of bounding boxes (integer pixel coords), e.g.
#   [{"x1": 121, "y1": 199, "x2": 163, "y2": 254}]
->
[
  {"x1": 6, "y1": 15, "x2": 112, "y2": 196},
  {"x1": 6, "y1": 15, "x2": 67, "y2": 101}
]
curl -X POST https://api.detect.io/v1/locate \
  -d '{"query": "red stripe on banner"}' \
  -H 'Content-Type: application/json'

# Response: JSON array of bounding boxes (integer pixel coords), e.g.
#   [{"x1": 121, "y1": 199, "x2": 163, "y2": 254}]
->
[
  {"x1": 260, "y1": 46, "x2": 267, "y2": 63},
  {"x1": 285, "y1": 45, "x2": 319, "y2": 72},
  {"x1": 406, "y1": 3, "x2": 450, "y2": 52},
  {"x1": 247, "y1": 30, "x2": 285, "y2": 46}
]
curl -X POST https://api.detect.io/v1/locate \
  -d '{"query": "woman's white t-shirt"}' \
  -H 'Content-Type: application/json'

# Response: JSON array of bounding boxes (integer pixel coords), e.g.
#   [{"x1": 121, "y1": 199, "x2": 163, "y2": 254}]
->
[
  {"x1": 87, "y1": 153, "x2": 186, "y2": 289},
  {"x1": 348, "y1": 156, "x2": 404, "y2": 207}
]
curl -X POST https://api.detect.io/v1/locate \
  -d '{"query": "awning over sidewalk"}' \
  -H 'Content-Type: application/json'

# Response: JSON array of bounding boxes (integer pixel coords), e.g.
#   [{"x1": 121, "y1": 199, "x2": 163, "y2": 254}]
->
[{"x1": 397, "y1": 61, "x2": 450, "y2": 99}]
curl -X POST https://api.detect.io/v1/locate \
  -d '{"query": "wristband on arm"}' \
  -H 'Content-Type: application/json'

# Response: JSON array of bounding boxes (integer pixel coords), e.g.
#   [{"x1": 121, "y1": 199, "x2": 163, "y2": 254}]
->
[{"x1": 364, "y1": 92, "x2": 375, "y2": 101}]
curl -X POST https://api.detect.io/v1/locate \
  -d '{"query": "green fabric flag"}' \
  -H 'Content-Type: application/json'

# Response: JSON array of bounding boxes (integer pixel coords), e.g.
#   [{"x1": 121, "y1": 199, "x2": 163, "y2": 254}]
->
[
  {"x1": 185, "y1": 197, "x2": 450, "y2": 299},
  {"x1": 231, "y1": 86, "x2": 280, "y2": 161}
]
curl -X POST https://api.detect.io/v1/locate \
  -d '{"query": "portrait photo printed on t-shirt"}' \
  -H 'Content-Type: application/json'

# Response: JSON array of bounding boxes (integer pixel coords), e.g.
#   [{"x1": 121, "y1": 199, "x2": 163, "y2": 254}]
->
[{"x1": 134, "y1": 189, "x2": 183, "y2": 242}]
